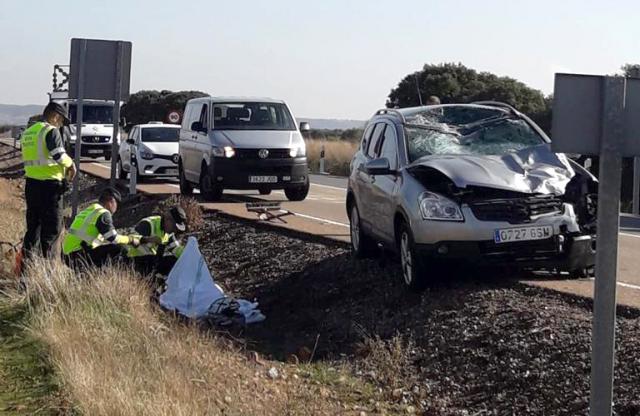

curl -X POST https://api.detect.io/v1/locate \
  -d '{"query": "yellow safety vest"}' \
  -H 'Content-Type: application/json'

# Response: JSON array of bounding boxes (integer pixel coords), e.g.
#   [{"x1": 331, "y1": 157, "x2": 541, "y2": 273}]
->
[
  {"x1": 63, "y1": 203, "x2": 110, "y2": 255},
  {"x1": 127, "y1": 216, "x2": 182, "y2": 258},
  {"x1": 21, "y1": 122, "x2": 67, "y2": 181}
]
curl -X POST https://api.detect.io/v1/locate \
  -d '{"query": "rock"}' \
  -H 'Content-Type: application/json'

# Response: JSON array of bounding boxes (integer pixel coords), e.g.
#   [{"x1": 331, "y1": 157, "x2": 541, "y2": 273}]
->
[
  {"x1": 224, "y1": 396, "x2": 232, "y2": 404},
  {"x1": 392, "y1": 388, "x2": 403, "y2": 399},
  {"x1": 406, "y1": 405, "x2": 416, "y2": 414},
  {"x1": 267, "y1": 367, "x2": 279, "y2": 379}
]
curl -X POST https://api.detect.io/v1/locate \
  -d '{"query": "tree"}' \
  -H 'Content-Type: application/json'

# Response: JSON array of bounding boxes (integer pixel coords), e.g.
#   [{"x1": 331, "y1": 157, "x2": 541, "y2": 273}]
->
[
  {"x1": 121, "y1": 90, "x2": 208, "y2": 128},
  {"x1": 387, "y1": 63, "x2": 551, "y2": 131},
  {"x1": 622, "y1": 63, "x2": 640, "y2": 77}
]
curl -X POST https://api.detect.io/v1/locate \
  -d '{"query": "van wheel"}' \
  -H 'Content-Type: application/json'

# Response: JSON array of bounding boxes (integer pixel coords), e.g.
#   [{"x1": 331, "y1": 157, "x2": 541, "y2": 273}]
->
[
  {"x1": 349, "y1": 204, "x2": 375, "y2": 258},
  {"x1": 104, "y1": 152, "x2": 112, "y2": 161},
  {"x1": 398, "y1": 221, "x2": 428, "y2": 292},
  {"x1": 179, "y1": 163, "x2": 193, "y2": 195},
  {"x1": 284, "y1": 177, "x2": 310, "y2": 201},
  {"x1": 200, "y1": 167, "x2": 223, "y2": 201},
  {"x1": 259, "y1": 188, "x2": 271, "y2": 195}
]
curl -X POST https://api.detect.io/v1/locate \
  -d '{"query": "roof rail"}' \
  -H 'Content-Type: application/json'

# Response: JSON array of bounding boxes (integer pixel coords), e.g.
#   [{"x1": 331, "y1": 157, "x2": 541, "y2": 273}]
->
[
  {"x1": 374, "y1": 108, "x2": 406, "y2": 122},
  {"x1": 471, "y1": 101, "x2": 519, "y2": 113}
]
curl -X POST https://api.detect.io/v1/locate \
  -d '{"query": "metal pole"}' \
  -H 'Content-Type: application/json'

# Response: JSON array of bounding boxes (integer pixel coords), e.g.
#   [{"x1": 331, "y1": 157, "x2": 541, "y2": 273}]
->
[
  {"x1": 634, "y1": 158, "x2": 640, "y2": 215},
  {"x1": 414, "y1": 73, "x2": 423, "y2": 106},
  {"x1": 589, "y1": 76, "x2": 625, "y2": 416},
  {"x1": 109, "y1": 42, "x2": 123, "y2": 186},
  {"x1": 129, "y1": 152, "x2": 137, "y2": 195},
  {"x1": 71, "y1": 39, "x2": 86, "y2": 218}
]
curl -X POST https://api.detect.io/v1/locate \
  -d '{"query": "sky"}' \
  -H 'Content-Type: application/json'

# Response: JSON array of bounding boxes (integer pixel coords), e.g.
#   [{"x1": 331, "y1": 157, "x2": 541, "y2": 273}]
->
[{"x1": 1, "y1": 0, "x2": 639, "y2": 119}]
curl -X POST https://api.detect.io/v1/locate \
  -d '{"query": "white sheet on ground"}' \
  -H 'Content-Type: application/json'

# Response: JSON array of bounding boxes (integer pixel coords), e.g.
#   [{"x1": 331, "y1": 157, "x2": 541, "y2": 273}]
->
[{"x1": 159, "y1": 237, "x2": 266, "y2": 323}]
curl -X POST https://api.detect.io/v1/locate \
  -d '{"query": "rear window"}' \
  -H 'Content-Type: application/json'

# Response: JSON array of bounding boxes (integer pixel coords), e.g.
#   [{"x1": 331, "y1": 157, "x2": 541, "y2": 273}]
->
[
  {"x1": 141, "y1": 127, "x2": 179, "y2": 142},
  {"x1": 212, "y1": 102, "x2": 295, "y2": 131}
]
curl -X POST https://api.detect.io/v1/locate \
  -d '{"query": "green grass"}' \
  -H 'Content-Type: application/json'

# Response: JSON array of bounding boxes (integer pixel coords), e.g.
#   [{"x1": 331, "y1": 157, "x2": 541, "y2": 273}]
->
[{"x1": 0, "y1": 301, "x2": 66, "y2": 415}]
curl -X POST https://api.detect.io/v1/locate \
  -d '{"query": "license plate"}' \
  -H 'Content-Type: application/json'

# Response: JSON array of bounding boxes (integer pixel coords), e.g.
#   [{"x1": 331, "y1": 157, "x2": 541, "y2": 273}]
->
[
  {"x1": 249, "y1": 176, "x2": 277, "y2": 183},
  {"x1": 88, "y1": 149, "x2": 102, "y2": 154},
  {"x1": 494, "y1": 225, "x2": 554, "y2": 244},
  {"x1": 166, "y1": 169, "x2": 178, "y2": 176}
]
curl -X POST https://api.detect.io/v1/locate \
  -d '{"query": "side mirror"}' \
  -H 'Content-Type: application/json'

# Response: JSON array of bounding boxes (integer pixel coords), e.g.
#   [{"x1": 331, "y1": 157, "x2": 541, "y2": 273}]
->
[
  {"x1": 299, "y1": 121, "x2": 311, "y2": 133},
  {"x1": 126, "y1": 138, "x2": 135, "y2": 145},
  {"x1": 191, "y1": 121, "x2": 204, "y2": 133},
  {"x1": 364, "y1": 157, "x2": 392, "y2": 175}
]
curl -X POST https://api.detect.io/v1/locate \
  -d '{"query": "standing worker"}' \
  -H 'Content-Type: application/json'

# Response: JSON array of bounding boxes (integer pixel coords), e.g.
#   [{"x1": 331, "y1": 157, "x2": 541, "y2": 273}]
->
[
  {"x1": 127, "y1": 206, "x2": 188, "y2": 275},
  {"x1": 62, "y1": 188, "x2": 156, "y2": 268},
  {"x1": 21, "y1": 102, "x2": 77, "y2": 259}
]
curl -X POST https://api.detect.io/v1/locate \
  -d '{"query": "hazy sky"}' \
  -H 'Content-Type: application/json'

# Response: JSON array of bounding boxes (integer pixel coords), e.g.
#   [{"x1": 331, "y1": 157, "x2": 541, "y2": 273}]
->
[{"x1": 1, "y1": 0, "x2": 639, "y2": 119}]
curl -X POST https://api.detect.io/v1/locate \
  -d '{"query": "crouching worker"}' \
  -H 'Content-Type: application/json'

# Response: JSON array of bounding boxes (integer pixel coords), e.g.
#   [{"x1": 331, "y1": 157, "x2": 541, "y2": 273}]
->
[
  {"x1": 62, "y1": 188, "x2": 151, "y2": 269},
  {"x1": 127, "y1": 206, "x2": 188, "y2": 276}
]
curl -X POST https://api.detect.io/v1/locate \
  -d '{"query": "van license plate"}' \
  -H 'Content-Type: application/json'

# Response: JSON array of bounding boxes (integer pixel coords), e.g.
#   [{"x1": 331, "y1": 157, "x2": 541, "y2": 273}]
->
[
  {"x1": 494, "y1": 225, "x2": 553, "y2": 244},
  {"x1": 88, "y1": 149, "x2": 102, "y2": 154},
  {"x1": 249, "y1": 176, "x2": 277, "y2": 183}
]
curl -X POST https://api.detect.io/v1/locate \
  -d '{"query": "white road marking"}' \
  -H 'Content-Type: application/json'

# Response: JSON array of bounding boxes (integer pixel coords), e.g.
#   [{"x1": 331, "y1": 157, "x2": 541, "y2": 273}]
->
[
  {"x1": 90, "y1": 162, "x2": 110, "y2": 169},
  {"x1": 588, "y1": 277, "x2": 640, "y2": 291},
  {"x1": 620, "y1": 232, "x2": 640, "y2": 239},
  {"x1": 310, "y1": 182, "x2": 347, "y2": 191},
  {"x1": 287, "y1": 211, "x2": 350, "y2": 228}
]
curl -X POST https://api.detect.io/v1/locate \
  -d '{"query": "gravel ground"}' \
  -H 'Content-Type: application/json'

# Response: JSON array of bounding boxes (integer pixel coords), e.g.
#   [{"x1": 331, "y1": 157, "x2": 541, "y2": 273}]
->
[{"x1": 193, "y1": 214, "x2": 640, "y2": 416}]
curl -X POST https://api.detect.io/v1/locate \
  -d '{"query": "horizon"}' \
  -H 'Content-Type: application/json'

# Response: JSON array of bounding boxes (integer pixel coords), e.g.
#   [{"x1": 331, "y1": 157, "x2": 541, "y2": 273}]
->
[{"x1": 1, "y1": 0, "x2": 639, "y2": 119}]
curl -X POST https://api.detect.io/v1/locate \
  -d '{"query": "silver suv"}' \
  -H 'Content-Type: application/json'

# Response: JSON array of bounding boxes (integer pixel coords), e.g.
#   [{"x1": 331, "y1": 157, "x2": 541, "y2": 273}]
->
[{"x1": 347, "y1": 103, "x2": 597, "y2": 291}]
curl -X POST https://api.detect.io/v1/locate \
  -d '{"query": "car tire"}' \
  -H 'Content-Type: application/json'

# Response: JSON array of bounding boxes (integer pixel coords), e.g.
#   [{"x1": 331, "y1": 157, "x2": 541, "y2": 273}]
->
[
  {"x1": 259, "y1": 188, "x2": 271, "y2": 196},
  {"x1": 284, "y1": 177, "x2": 310, "y2": 201},
  {"x1": 117, "y1": 158, "x2": 127, "y2": 180},
  {"x1": 569, "y1": 266, "x2": 594, "y2": 279},
  {"x1": 349, "y1": 203, "x2": 376, "y2": 258},
  {"x1": 398, "y1": 221, "x2": 428, "y2": 292},
  {"x1": 199, "y1": 165, "x2": 223, "y2": 201},
  {"x1": 104, "y1": 152, "x2": 111, "y2": 161},
  {"x1": 179, "y1": 162, "x2": 194, "y2": 195}
]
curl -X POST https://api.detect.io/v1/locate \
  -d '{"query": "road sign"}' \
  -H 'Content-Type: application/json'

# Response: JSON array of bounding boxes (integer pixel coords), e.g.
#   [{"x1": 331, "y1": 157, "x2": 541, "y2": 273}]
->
[
  {"x1": 68, "y1": 38, "x2": 132, "y2": 216},
  {"x1": 167, "y1": 111, "x2": 181, "y2": 124},
  {"x1": 552, "y1": 74, "x2": 635, "y2": 416}
]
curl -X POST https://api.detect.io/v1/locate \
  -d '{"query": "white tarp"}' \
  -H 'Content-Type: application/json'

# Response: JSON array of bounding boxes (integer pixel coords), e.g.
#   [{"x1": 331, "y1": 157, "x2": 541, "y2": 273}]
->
[
  {"x1": 159, "y1": 237, "x2": 265, "y2": 323},
  {"x1": 159, "y1": 237, "x2": 225, "y2": 318}
]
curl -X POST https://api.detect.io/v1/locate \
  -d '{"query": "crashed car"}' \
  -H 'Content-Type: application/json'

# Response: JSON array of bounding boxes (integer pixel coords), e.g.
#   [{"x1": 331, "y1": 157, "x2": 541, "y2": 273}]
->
[{"x1": 346, "y1": 102, "x2": 597, "y2": 290}]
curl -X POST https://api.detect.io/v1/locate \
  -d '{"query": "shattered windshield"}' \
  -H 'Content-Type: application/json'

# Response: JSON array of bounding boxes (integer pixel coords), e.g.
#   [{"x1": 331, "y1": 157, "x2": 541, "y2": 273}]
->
[{"x1": 404, "y1": 107, "x2": 545, "y2": 161}]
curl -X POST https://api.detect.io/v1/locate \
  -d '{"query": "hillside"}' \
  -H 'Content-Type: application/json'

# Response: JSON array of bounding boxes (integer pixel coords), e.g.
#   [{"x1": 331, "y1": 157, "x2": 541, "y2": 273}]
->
[{"x1": 0, "y1": 104, "x2": 43, "y2": 125}]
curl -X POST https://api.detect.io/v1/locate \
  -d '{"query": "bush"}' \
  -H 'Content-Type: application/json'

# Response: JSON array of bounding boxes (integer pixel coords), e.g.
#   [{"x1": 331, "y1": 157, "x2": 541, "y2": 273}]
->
[{"x1": 305, "y1": 139, "x2": 359, "y2": 176}]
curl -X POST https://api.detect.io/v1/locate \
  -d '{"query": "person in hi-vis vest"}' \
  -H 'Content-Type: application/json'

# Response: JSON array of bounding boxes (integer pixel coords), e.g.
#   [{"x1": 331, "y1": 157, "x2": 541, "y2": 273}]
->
[{"x1": 21, "y1": 102, "x2": 77, "y2": 260}]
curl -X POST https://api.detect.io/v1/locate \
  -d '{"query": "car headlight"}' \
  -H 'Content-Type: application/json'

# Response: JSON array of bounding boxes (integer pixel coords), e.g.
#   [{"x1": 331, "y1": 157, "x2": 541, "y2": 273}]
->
[
  {"x1": 419, "y1": 191, "x2": 464, "y2": 221},
  {"x1": 212, "y1": 146, "x2": 235, "y2": 158},
  {"x1": 289, "y1": 145, "x2": 306, "y2": 158},
  {"x1": 139, "y1": 147, "x2": 154, "y2": 160}
]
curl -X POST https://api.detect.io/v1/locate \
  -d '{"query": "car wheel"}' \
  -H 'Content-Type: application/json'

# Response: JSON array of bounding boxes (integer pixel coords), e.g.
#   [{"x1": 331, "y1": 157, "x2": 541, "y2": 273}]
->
[
  {"x1": 284, "y1": 177, "x2": 310, "y2": 201},
  {"x1": 104, "y1": 152, "x2": 111, "y2": 161},
  {"x1": 199, "y1": 166, "x2": 223, "y2": 201},
  {"x1": 117, "y1": 158, "x2": 127, "y2": 180},
  {"x1": 569, "y1": 266, "x2": 594, "y2": 279},
  {"x1": 179, "y1": 163, "x2": 193, "y2": 195},
  {"x1": 259, "y1": 188, "x2": 271, "y2": 196},
  {"x1": 398, "y1": 222, "x2": 428, "y2": 291},
  {"x1": 349, "y1": 204, "x2": 375, "y2": 258}
]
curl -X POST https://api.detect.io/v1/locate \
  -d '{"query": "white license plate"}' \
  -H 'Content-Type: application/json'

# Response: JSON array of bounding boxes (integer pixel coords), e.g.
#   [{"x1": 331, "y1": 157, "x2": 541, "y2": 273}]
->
[
  {"x1": 249, "y1": 176, "x2": 277, "y2": 183},
  {"x1": 88, "y1": 149, "x2": 102, "y2": 154},
  {"x1": 494, "y1": 225, "x2": 554, "y2": 244}
]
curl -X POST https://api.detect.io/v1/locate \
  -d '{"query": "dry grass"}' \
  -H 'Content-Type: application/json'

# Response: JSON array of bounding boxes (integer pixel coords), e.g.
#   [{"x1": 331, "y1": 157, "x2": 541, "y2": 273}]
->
[
  {"x1": 7, "y1": 258, "x2": 350, "y2": 416},
  {"x1": 305, "y1": 139, "x2": 359, "y2": 176},
  {"x1": 0, "y1": 178, "x2": 24, "y2": 280}
]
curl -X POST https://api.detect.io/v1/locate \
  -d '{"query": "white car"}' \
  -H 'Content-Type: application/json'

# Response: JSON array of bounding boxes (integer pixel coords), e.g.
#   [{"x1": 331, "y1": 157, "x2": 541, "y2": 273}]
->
[{"x1": 117, "y1": 123, "x2": 181, "y2": 180}]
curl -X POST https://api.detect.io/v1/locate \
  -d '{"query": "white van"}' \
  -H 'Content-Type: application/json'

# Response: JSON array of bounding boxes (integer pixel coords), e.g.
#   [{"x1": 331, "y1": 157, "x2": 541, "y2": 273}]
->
[{"x1": 178, "y1": 97, "x2": 310, "y2": 201}]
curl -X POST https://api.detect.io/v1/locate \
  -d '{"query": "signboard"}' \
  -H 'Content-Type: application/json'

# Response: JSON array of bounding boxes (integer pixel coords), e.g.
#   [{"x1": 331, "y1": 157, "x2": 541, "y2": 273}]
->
[
  {"x1": 167, "y1": 110, "x2": 181, "y2": 124},
  {"x1": 552, "y1": 73, "x2": 640, "y2": 156},
  {"x1": 69, "y1": 38, "x2": 132, "y2": 101}
]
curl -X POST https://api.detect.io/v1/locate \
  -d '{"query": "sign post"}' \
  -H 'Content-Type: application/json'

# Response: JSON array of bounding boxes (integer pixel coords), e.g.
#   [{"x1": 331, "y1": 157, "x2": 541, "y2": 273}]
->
[
  {"x1": 552, "y1": 74, "x2": 640, "y2": 416},
  {"x1": 71, "y1": 39, "x2": 86, "y2": 218},
  {"x1": 109, "y1": 42, "x2": 124, "y2": 187}
]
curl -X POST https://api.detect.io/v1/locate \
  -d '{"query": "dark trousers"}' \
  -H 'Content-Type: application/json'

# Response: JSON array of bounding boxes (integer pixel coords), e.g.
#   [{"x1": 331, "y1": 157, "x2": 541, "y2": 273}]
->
[
  {"x1": 65, "y1": 245, "x2": 129, "y2": 271},
  {"x1": 23, "y1": 178, "x2": 65, "y2": 259},
  {"x1": 133, "y1": 255, "x2": 177, "y2": 276}
]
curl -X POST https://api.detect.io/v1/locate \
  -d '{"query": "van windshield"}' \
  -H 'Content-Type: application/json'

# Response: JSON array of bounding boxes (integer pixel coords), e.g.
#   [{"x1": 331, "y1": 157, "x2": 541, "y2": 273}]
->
[
  {"x1": 212, "y1": 102, "x2": 296, "y2": 131},
  {"x1": 69, "y1": 104, "x2": 114, "y2": 124}
]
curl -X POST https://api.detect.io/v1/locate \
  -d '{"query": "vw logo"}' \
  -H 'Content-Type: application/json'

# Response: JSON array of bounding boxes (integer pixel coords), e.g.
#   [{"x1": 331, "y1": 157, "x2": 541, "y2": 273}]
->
[
  {"x1": 258, "y1": 149, "x2": 269, "y2": 159},
  {"x1": 93, "y1": 136, "x2": 100, "y2": 143},
  {"x1": 172, "y1": 154, "x2": 180, "y2": 164}
]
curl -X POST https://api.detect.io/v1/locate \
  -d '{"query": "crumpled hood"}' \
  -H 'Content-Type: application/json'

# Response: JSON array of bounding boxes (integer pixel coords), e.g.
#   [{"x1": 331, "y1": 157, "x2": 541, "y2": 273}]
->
[
  {"x1": 408, "y1": 144, "x2": 575, "y2": 195},
  {"x1": 214, "y1": 130, "x2": 302, "y2": 148}
]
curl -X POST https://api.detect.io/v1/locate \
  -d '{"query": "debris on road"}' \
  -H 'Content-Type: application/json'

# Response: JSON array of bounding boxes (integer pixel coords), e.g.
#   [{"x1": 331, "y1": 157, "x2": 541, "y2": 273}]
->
[{"x1": 246, "y1": 201, "x2": 293, "y2": 223}]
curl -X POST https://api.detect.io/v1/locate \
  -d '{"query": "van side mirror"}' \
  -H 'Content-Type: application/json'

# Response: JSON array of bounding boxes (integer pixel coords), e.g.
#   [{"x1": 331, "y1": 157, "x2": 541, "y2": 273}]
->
[
  {"x1": 299, "y1": 121, "x2": 310, "y2": 132},
  {"x1": 126, "y1": 138, "x2": 135, "y2": 145},
  {"x1": 191, "y1": 121, "x2": 204, "y2": 133},
  {"x1": 364, "y1": 157, "x2": 392, "y2": 175}
]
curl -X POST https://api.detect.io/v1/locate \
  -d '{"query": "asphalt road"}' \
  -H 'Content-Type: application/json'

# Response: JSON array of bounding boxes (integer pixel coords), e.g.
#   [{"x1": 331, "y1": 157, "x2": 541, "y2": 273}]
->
[{"x1": 74, "y1": 155, "x2": 640, "y2": 308}]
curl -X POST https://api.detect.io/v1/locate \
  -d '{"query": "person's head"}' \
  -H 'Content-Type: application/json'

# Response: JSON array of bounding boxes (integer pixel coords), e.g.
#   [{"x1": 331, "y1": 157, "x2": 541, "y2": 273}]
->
[
  {"x1": 98, "y1": 187, "x2": 122, "y2": 214},
  {"x1": 162, "y1": 206, "x2": 187, "y2": 234},
  {"x1": 426, "y1": 96, "x2": 441, "y2": 105},
  {"x1": 42, "y1": 102, "x2": 70, "y2": 128}
]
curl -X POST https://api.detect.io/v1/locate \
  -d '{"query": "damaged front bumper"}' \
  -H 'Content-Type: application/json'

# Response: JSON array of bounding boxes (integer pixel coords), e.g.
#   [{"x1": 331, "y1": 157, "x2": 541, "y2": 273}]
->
[{"x1": 411, "y1": 203, "x2": 596, "y2": 272}]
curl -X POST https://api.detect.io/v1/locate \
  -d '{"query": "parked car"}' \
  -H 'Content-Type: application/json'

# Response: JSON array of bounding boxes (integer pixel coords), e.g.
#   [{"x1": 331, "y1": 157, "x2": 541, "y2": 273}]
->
[
  {"x1": 117, "y1": 123, "x2": 180, "y2": 180},
  {"x1": 347, "y1": 103, "x2": 598, "y2": 291},
  {"x1": 178, "y1": 97, "x2": 310, "y2": 201}
]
